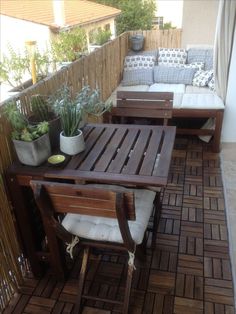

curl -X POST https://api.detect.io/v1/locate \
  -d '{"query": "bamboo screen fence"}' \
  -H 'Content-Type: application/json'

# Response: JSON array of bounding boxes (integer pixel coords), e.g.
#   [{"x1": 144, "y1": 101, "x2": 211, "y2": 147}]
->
[{"x1": 0, "y1": 29, "x2": 181, "y2": 311}]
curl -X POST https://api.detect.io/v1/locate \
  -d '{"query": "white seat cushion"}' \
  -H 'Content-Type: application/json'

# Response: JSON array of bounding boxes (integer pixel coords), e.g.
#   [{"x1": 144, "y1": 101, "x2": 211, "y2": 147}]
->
[
  {"x1": 148, "y1": 83, "x2": 185, "y2": 108},
  {"x1": 117, "y1": 84, "x2": 150, "y2": 92},
  {"x1": 185, "y1": 85, "x2": 214, "y2": 94},
  {"x1": 62, "y1": 184, "x2": 156, "y2": 245},
  {"x1": 181, "y1": 93, "x2": 224, "y2": 109},
  {"x1": 148, "y1": 83, "x2": 185, "y2": 93},
  {"x1": 106, "y1": 84, "x2": 150, "y2": 107}
]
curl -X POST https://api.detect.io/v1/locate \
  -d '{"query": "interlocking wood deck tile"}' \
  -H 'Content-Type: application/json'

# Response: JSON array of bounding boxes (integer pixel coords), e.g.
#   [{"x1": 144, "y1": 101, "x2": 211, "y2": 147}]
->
[
  {"x1": 204, "y1": 302, "x2": 235, "y2": 314},
  {"x1": 204, "y1": 210, "x2": 226, "y2": 225},
  {"x1": 143, "y1": 293, "x2": 175, "y2": 314},
  {"x1": 181, "y1": 221, "x2": 204, "y2": 238},
  {"x1": 183, "y1": 195, "x2": 203, "y2": 208},
  {"x1": 174, "y1": 296, "x2": 203, "y2": 314},
  {"x1": 156, "y1": 234, "x2": 179, "y2": 252},
  {"x1": 148, "y1": 270, "x2": 176, "y2": 295},
  {"x1": 82, "y1": 307, "x2": 111, "y2": 313},
  {"x1": 182, "y1": 207, "x2": 203, "y2": 222},
  {"x1": 151, "y1": 250, "x2": 178, "y2": 272},
  {"x1": 177, "y1": 254, "x2": 203, "y2": 277},
  {"x1": 160, "y1": 206, "x2": 182, "y2": 220},
  {"x1": 4, "y1": 137, "x2": 236, "y2": 314},
  {"x1": 179, "y1": 235, "x2": 203, "y2": 256},
  {"x1": 175, "y1": 274, "x2": 203, "y2": 300}
]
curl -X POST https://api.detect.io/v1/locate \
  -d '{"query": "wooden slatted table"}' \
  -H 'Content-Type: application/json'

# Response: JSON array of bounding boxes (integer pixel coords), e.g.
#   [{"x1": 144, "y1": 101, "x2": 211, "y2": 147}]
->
[
  {"x1": 46, "y1": 124, "x2": 176, "y2": 186},
  {"x1": 7, "y1": 123, "x2": 176, "y2": 277}
]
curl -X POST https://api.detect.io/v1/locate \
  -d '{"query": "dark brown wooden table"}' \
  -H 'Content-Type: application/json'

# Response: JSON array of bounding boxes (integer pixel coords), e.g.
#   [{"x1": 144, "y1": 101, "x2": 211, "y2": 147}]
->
[{"x1": 7, "y1": 123, "x2": 176, "y2": 277}]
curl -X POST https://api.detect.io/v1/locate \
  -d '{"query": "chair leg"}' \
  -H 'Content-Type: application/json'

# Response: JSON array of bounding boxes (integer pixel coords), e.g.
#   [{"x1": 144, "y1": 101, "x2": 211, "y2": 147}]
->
[
  {"x1": 73, "y1": 246, "x2": 90, "y2": 314},
  {"x1": 152, "y1": 192, "x2": 161, "y2": 250},
  {"x1": 123, "y1": 260, "x2": 135, "y2": 314}
]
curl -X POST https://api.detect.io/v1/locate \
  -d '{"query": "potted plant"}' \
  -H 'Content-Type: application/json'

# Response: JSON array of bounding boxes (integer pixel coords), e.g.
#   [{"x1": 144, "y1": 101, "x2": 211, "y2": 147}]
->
[
  {"x1": 51, "y1": 86, "x2": 85, "y2": 156},
  {"x1": 89, "y1": 29, "x2": 111, "y2": 52},
  {"x1": 80, "y1": 86, "x2": 112, "y2": 123},
  {"x1": 51, "y1": 26, "x2": 87, "y2": 68},
  {"x1": 0, "y1": 44, "x2": 52, "y2": 92},
  {"x1": 4, "y1": 101, "x2": 51, "y2": 166},
  {"x1": 29, "y1": 94, "x2": 61, "y2": 149},
  {"x1": 50, "y1": 85, "x2": 112, "y2": 155}
]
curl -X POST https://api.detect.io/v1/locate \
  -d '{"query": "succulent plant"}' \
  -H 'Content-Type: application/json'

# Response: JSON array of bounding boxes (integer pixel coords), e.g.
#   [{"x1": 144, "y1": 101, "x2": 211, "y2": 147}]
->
[{"x1": 4, "y1": 101, "x2": 49, "y2": 142}]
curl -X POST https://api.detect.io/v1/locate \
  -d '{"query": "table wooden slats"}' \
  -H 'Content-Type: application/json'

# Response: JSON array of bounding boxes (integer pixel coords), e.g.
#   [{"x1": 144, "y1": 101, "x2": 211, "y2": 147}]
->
[{"x1": 47, "y1": 124, "x2": 176, "y2": 187}]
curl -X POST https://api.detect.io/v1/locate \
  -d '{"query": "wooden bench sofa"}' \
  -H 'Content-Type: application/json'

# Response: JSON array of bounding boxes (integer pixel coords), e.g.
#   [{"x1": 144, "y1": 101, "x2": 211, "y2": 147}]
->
[
  {"x1": 107, "y1": 85, "x2": 224, "y2": 153},
  {"x1": 106, "y1": 46, "x2": 225, "y2": 153}
]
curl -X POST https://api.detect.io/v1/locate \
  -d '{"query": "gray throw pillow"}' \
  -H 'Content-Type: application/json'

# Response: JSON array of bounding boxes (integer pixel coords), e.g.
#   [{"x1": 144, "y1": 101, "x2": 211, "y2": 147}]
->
[
  {"x1": 153, "y1": 66, "x2": 197, "y2": 85},
  {"x1": 187, "y1": 48, "x2": 213, "y2": 70},
  {"x1": 122, "y1": 68, "x2": 154, "y2": 86}
]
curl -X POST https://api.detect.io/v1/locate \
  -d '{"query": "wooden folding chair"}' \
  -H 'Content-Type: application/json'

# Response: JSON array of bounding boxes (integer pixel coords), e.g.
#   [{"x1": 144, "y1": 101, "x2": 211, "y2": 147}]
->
[
  {"x1": 110, "y1": 91, "x2": 173, "y2": 126},
  {"x1": 109, "y1": 91, "x2": 174, "y2": 246},
  {"x1": 30, "y1": 181, "x2": 157, "y2": 313}
]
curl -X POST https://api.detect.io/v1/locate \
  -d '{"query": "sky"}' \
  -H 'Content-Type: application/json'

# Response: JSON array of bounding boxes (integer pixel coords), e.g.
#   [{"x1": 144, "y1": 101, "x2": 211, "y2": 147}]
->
[{"x1": 156, "y1": 0, "x2": 183, "y2": 28}]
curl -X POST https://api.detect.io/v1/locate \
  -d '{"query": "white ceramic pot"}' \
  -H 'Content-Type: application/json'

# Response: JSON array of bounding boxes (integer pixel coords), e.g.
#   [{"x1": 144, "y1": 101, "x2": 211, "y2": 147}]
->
[{"x1": 60, "y1": 129, "x2": 85, "y2": 155}]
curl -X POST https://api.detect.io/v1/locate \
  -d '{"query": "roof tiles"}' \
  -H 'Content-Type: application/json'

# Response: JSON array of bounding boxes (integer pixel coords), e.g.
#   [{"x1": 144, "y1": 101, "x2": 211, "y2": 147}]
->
[{"x1": 0, "y1": 0, "x2": 121, "y2": 28}]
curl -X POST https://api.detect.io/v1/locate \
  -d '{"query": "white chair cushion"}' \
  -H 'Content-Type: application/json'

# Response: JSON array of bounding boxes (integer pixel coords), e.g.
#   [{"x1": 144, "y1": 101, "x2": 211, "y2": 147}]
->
[
  {"x1": 61, "y1": 184, "x2": 156, "y2": 245},
  {"x1": 181, "y1": 93, "x2": 224, "y2": 109},
  {"x1": 148, "y1": 83, "x2": 185, "y2": 108}
]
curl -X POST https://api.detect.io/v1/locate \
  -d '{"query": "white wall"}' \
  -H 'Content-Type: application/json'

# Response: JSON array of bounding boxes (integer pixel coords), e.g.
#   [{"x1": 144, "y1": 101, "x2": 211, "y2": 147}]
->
[
  {"x1": 0, "y1": 15, "x2": 51, "y2": 59},
  {"x1": 181, "y1": 0, "x2": 219, "y2": 48},
  {"x1": 221, "y1": 31, "x2": 236, "y2": 143}
]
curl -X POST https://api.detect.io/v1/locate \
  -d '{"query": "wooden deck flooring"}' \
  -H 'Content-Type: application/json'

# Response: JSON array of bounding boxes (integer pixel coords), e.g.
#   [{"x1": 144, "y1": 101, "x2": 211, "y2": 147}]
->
[{"x1": 4, "y1": 137, "x2": 235, "y2": 314}]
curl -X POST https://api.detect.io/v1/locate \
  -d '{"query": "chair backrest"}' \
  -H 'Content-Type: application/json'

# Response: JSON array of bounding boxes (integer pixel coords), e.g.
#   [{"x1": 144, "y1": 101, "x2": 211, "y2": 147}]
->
[
  {"x1": 112, "y1": 91, "x2": 173, "y2": 125},
  {"x1": 30, "y1": 180, "x2": 136, "y2": 251},
  {"x1": 30, "y1": 180, "x2": 135, "y2": 220}
]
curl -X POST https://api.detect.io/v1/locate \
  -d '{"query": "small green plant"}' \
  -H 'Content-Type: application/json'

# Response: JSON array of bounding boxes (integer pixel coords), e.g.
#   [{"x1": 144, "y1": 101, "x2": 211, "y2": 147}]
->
[
  {"x1": 91, "y1": 29, "x2": 111, "y2": 45},
  {"x1": 0, "y1": 46, "x2": 28, "y2": 89},
  {"x1": 51, "y1": 27, "x2": 87, "y2": 62},
  {"x1": 160, "y1": 22, "x2": 176, "y2": 30},
  {"x1": 50, "y1": 85, "x2": 111, "y2": 137},
  {"x1": 80, "y1": 86, "x2": 112, "y2": 116},
  {"x1": 0, "y1": 44, "x2": 53, "y2": 89},
  {"x1": 32, "y1": 47, "x2": 53, "y2": 77},
  {"x1": 4, "y1": 101, "x2": 49, "y2": 141},
  {"x1": 50, "y1": 86, "x2": 83, "y2": 137}
]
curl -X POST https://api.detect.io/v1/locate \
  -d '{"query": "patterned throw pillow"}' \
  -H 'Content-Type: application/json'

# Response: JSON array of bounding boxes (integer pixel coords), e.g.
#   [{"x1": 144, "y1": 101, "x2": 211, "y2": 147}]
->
[
  {"x1": 208, "y1": 76, "x2": 215, "y2": 91},
  {"x1": 154, "y1": 66, "x2": 197, "y2": 85},
  {"x1": 183, "y1": 62, "x2": 205, "y2": 71},
  {"x1": 124, "y1": 55, "x2": 155, "y2": 71},
  {"x1": 192, "y1": 70, "x2": 213, "y2": 87},
  {"x1": 158, "y1": 48, "x2": 187, "y2": 66},
  {"x1": 127, "y1": 49, "x2": 158, "y2": 61}
]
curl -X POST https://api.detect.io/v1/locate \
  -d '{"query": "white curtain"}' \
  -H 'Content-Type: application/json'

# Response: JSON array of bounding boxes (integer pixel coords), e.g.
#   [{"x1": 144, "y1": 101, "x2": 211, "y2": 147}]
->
[{"x1": 214, "y1": 0, "x2": 236, "y2": 101}]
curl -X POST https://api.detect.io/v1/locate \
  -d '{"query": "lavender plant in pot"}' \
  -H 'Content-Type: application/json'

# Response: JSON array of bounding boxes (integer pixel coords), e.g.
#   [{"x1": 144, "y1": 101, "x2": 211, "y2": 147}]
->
[
  {"x1": 51, "y1": 86, "x2": 85, "y2": 156},
  {"x1": 51, "y1": 85, "x2": 112, "y2": 155}
]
